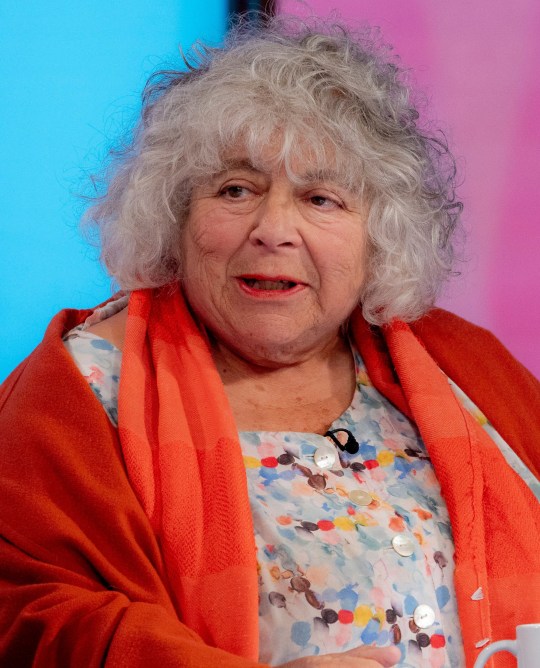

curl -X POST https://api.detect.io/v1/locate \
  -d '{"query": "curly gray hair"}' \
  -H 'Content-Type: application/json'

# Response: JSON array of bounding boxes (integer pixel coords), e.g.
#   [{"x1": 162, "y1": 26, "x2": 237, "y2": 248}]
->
[{"x1": 84, "y1": 15, "x2": 462, "y2": 325}]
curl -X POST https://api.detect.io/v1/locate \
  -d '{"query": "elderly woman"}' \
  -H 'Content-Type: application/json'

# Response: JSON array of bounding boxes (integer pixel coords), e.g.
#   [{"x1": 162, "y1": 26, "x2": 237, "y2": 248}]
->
[{"x1": 0, "y1": 17, "x2": 539, "y2": 668}]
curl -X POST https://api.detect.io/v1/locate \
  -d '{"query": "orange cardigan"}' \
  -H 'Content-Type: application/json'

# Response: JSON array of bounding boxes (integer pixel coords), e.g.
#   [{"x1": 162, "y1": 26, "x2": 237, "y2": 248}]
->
[{"x1": 0, "y1": 304, "x2": 538, "y2": 667}]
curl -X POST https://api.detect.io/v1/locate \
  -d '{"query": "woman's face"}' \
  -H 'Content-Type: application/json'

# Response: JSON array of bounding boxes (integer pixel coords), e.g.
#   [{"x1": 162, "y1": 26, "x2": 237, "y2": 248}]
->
[{"x1": 181, "y1": 148, "x2": 368, "y2": 367}]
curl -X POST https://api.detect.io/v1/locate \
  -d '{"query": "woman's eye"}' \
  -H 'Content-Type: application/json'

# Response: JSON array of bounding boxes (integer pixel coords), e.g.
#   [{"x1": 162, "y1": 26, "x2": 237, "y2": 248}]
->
[
  {"x1": 309, "y1": 194, "x2": 341, "y2": 209},
  {"x1": 220, "y1": 185, "x2": 251, "y2": 199}
]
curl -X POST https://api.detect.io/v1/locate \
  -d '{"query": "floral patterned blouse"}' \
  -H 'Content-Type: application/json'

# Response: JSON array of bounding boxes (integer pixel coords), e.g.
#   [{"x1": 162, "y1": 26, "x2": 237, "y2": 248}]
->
[{"x1": 63, "y1": 310, "x2": 539, "y2": 668}]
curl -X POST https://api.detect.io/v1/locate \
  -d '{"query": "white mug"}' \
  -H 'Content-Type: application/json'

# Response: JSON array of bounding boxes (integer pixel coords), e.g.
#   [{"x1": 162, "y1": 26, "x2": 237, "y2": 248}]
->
[{"x1": 474, "y1": 624, "x2": 540, "y2": 668}]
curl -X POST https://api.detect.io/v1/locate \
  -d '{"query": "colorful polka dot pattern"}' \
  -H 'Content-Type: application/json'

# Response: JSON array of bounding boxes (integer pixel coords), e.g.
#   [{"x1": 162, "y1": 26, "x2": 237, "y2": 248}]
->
[{"x1": 241, "y1": 346, "x2": 465, "y2": 666}]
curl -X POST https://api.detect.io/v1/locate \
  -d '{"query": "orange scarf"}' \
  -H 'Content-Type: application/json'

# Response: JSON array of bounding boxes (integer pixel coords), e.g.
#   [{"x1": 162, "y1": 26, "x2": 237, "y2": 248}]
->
[{"x1": 119, "y1": 286, "x2": 540, "y2": 667}]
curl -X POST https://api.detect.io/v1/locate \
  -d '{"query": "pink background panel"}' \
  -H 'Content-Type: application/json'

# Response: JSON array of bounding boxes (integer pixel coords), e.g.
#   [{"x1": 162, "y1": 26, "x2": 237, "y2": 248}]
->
[{"x1": 279, "y1": 0, "x2": 540, "y2": 378}]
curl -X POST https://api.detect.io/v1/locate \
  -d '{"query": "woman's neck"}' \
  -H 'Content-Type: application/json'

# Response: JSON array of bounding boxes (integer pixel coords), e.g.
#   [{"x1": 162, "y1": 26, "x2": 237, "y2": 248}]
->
[{"x1": 212, "y1": 334, "x2": 356, "y2": 434}]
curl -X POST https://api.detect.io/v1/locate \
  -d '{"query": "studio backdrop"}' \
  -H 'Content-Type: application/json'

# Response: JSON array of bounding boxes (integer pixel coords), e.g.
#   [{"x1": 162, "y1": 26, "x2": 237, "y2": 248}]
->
[{"x1": 1, "y1": 0, "x2": 538, "y2": 380}]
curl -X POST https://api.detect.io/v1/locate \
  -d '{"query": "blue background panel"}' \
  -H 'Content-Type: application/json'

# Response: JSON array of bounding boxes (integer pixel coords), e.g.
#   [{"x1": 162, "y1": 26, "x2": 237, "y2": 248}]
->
[{"x1": 0, "y1": 1, "x2": 226, "y2": 381}]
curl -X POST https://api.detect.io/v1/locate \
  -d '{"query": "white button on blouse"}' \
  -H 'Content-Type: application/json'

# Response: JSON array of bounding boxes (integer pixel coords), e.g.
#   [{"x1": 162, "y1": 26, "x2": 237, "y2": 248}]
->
[
  {"x1": 349, "y1": 489, "x2": 373, "y2": 506},
  {"x1": 413, "y1": 604, "x2": 436, "y2": 629},
  {"x1": 313, "y1": 445, "x2": 337, "y2": 469},
  {"x1": 391, "y1": 534, "x2": 415, "y2": 557}
]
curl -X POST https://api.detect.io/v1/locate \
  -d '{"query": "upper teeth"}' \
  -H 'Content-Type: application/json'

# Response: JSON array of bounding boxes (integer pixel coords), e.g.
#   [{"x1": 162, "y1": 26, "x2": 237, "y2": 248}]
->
[{"x1": 244, "y1": 279, "x2": 296, "y2": 290}]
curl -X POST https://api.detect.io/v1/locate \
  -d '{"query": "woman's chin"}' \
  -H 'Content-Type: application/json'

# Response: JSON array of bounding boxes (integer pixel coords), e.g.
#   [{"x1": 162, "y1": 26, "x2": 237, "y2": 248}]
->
[
  {"x1": 212, "y1": 326, "x2": 341, "y2": 369},
  {"x1": 234, "y1": 344, "x2": 310, "y2": 368}
]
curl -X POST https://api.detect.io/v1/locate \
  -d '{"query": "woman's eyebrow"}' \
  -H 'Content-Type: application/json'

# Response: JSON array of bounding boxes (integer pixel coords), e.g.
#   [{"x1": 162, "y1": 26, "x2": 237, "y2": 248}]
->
[
  {"x1": 203, "y1": 160, "x2": 264, "y2": 187},
  {"x1": 210, "y1": 162, "x2": 349, "y2": 189}
]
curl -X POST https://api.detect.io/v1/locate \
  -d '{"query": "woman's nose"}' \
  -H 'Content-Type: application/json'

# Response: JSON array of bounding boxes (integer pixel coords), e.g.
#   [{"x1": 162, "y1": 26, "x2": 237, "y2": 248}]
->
[{"x1": 248, "y1": 193, "x2": 303, "y2": 249}]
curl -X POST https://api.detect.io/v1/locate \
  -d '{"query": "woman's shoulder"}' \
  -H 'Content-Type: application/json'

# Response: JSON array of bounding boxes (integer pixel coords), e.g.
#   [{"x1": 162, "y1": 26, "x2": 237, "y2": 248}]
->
[
  {"x1": 412, "y1": 307, "x2": 501, "y2": 344},
  {"x1": 412, "y1": 308, "x2": 531, "y2": 370},
  {"x1": 412, "y1": 307, "x2": 540, "y2": 477},
  {"x1": 0, "y1": 305, "x2": 120, "y2": 425},
  {"x1": 411, "y1": 306, "x2": 539, "y2": 395},
  {"x1": 1, "y1": 308, "x2": 90, "y2": 401}
]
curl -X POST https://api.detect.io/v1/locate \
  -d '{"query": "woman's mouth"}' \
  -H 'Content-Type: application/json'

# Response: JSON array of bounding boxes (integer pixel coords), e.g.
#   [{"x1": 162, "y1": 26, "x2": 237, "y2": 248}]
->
[
  {"x1": 237, "y1": 276, "x2": 305, "y2": 296},
  {"x1": 242, "y1": 278, "x2": 297, "y2": 291}
]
